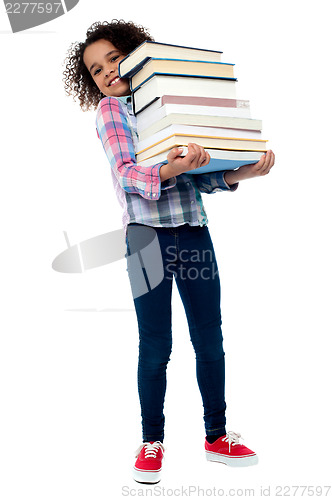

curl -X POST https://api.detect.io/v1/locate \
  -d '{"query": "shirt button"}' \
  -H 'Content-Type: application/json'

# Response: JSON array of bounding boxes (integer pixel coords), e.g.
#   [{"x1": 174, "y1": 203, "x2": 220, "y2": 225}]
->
[
  {"x1": 186, "y1": 182, "x2": 190, "y2": 185},
  {"x1": 191, "y1": 200, "x2": 194, "y2": 204},
  {"x1": 152, "y1": 193, "x2": 156, "y2": 197}
]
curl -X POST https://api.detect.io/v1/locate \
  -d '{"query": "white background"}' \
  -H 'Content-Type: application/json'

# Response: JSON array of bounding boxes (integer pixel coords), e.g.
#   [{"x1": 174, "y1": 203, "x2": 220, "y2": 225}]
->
[{"x1": 0, "y1": 0, "x2": 331, "y2": 498}]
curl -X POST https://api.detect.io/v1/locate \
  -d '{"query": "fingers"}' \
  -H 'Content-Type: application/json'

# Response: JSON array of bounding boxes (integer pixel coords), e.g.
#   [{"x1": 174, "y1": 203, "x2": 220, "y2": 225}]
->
[
  {"x1": 186, "y1": 143, "x2": 209, "y2": 169},
  {"x1": 184, "y1": 143, "x2": 198, "y2": 163},
  {"x1": 268, "y1": 150, "x2": 275, "y2": 169},
  {"x1": 203, "y1": 151, "x2": 211, "y2": 166},
  {"x1": 167, "y1": 143, "x2": 210, "y2": 173},
  {"x1": 167, "y1": 147, "x2": 184, "y2": 161},
  {"x1": 261, "y1": 150, "x2": 275, "y2": 174},
  {"x1": 256, "y1": 150, "x2": 275, "y2": 175}
]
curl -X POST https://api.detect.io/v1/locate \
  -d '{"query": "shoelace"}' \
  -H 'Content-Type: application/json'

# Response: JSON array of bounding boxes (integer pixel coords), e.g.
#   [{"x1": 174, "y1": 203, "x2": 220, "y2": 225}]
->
[
  {"x1": 135, "y1": 441, "x2": 165, "y2": 459},
  {"x1": 222, "y1": 431, "x2": 242, "y2": 453}
]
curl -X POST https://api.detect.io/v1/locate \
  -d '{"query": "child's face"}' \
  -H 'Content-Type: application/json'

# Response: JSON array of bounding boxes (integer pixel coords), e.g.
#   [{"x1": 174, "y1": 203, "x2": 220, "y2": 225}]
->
[{"x1": 83, "y1": 39, "x2": 130, "y2": 98}]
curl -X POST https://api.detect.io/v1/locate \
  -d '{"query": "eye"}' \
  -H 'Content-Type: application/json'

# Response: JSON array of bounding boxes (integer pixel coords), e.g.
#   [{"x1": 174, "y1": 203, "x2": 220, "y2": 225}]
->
[
  {"x1": 93, "y1": 68, "x2": 101, "y2": 76},
  {"x1": 110, "y1": 55, "x2": 119, "y2": 63}
]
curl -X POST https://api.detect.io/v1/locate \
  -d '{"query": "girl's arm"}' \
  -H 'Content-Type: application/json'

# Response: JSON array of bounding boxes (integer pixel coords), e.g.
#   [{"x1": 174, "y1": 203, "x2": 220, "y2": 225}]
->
[
  {"x1": 159, "y1": 143, "x2": 237, "y2": 193},
  {"x1": 96, "y1": 97, "x2": 177, "y2": 200},
  {"x1": 192, "y1": 171, "x2": 239, "y2": 194},
  {"x1": 193, "y1": 150, "x2": 275, "y2": 193},
  {"x1": 224, "y1": 150, "x2": 275, "y2": 186}
]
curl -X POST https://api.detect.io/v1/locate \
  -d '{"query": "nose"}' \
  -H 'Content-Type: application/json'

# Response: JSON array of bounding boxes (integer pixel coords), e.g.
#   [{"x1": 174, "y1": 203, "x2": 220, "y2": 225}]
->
[{"x1": 104, "y1": 66, "x2": 115, "y2": 78}]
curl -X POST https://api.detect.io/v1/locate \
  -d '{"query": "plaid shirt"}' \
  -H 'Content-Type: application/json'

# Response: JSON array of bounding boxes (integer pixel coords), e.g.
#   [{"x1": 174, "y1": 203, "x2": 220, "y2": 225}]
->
[{"x1": 95, "y1": 96, "x2": 238, "y2": 235}]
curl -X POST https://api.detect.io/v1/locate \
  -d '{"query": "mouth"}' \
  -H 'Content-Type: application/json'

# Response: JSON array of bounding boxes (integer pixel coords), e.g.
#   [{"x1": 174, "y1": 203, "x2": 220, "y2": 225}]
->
[{"x1": 108, "y1": 76, "x2": 121, "y2": 87}]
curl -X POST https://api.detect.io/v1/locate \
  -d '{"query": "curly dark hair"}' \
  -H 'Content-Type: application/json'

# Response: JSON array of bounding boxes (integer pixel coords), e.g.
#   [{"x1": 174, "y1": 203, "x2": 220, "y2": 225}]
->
[{"x1": 63, "y1": 20, "x2": 154, "y2": 111}]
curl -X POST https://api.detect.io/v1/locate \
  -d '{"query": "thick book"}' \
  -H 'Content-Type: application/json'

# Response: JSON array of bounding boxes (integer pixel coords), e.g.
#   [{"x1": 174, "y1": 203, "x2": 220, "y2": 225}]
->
[
  {"x1": 136, "y1": 134, "x2": 268, "y2": 162},
  {"x1": 136, "y1": 97, "x2": 253, "y2": 134},
  {"x1": 137, "y1": 95, "x2": 250, "y2": 112},
  {"x1": 119, "y1": 40, "x2": 222, "y2": 78},
  {"x1": 130, "y1": 58, "x2": 235, "y2": 91},
  {"x1": 138, "y1": 147, "x2": 262, "y2": 174},
  {"x1": 137, "y1": 113, "x2": 262, "y2": 140},
  {"x1": 132, "y1": 74, "x2": 238, "y2": 114},
  {"x1": 137, "y1": 124, "x2": 263, "y2": 152}
]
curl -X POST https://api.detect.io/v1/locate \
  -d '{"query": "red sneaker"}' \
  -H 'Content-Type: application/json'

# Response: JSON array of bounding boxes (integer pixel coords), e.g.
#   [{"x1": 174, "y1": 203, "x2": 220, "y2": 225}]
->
[
  {"x1": 133, "y1": 441, "x2": 165, "y2": 483},
  {"x1": 205, "y1": 431, "x2": 258, "y2": 467}
]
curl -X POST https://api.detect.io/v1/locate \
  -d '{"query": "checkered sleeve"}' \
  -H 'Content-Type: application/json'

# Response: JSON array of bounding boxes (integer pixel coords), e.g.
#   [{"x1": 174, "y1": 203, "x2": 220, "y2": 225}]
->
[
  {"x1": 193, "y1": 171, "x2": 239, "y2": 194},
  {"x1": 96, "y1": 97, "x2": 170, "y2": 200}
]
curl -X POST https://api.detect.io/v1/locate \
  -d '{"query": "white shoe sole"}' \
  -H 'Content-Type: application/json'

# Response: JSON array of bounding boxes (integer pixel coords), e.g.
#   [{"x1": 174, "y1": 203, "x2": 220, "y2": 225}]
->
[
  {"x1": 133, "y1": 467, "x2": 162, "y2": 484},
  {"x1": 206, "y1": 450, "x2": 259, "y2": 467}
]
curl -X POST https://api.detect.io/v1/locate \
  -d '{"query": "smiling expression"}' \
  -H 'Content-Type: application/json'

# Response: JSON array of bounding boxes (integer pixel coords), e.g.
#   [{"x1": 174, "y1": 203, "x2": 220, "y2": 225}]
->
[{"x1": 83, "y1": 39, "x2": 131, "y2": 98}]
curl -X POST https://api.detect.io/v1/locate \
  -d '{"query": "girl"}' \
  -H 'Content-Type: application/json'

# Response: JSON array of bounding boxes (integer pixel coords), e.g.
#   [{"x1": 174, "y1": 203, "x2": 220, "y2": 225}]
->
[{"x1": 63, "y1": 20, "x2": 275, "y2": 484}]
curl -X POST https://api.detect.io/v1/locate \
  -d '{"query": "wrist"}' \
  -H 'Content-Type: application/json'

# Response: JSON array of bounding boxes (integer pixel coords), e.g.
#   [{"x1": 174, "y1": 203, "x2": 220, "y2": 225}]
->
[
  {"x1": 224, "y1": 169, "x2": 241, "y2": 186},
  {"x1": 159, "y1": 163, "x2": 177, "y2": 182},
  {"x1": 224, "y1": 165, "x2": 251, "y2": 185}
]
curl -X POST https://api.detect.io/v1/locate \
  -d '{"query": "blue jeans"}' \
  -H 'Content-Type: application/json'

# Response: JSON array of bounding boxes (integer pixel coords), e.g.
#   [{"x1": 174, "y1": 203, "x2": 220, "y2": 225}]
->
[{"x1": 125, "y1": 222, "x2": 226, "y2": 442}]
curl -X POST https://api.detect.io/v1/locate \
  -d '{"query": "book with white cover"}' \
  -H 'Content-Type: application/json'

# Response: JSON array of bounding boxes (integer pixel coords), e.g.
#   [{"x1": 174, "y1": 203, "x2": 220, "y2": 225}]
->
[
  {"x1": 137, "y1": 113, "x2": 262, "y2": 140},
  {"x1": 136, "y1": 135, "x2": 267, "y2": 162},
  {"x1": 137, "y1": 124, "x2": 263, "y2": 152},
  {"x1": 137, "y1": 103, "x2": 253, "y2": 134}
]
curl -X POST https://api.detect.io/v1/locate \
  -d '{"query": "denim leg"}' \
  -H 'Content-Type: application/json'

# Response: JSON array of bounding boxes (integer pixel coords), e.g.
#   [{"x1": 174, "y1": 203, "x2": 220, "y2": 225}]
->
[
  {"x1": 126, "y1": 224, "x2": 175, "y2": 442},
  {"x1": 172, "y1": 225, "x2": 227, "y2": 436}
]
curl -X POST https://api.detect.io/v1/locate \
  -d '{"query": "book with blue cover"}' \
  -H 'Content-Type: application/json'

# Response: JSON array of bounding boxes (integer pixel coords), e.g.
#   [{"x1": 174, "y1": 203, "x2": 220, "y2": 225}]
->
[
  {"x1": 138, "y1": 147, "x2": 263, "y2": 174},
  {"x1": 129, "y1": 58, "x2": 235, "y2": 92},
  {"x1": 119, "y1": 40, "x2": 223, "y2": 78}
]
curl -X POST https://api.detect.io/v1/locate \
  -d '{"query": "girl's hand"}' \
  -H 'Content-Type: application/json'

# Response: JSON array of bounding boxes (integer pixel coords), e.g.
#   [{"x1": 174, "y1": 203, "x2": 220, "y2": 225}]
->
[
  {"x1": 239, "y1": 149, "x2": 275, "y2": 180},
  {"x1": 167, "y1": 143, "x2": 210, "y2": 176}
]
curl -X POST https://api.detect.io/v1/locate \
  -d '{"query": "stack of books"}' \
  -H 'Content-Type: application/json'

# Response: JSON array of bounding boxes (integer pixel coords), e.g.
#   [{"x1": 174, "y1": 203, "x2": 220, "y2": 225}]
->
[{"x1": 119, "y1": 41, "x2": 267, "y2": 174}]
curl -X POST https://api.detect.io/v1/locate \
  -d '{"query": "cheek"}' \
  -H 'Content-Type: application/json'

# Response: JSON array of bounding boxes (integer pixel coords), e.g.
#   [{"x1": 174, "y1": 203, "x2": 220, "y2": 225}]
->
[{"x1": 93, "y1": 77, "x2": 106, "y2": 92}]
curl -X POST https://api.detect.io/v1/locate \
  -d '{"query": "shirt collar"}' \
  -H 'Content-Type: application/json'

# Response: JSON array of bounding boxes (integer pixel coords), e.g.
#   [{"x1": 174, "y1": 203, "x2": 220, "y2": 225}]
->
[{"x1": 118, "y1": 95, "x2": 132, "y2": 105}]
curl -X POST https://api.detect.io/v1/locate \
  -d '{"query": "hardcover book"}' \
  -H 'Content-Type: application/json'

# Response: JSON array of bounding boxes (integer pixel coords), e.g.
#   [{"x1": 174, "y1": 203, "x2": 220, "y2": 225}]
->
[
  {"x1": 138, "y1": 147, "x2": 263, "y2": 174},
  {"x1": 119, "y1": 40, "x2": 223, "y2": 78},
  {"x1": 130, "y1": 58, "x2": 235, "y2": 91},
  {"x1": 137, "y1": 112, "x2": 261, "y2": 140},
  {"x1": 133, "y1": 74, "x2": 238, "y2": 114},
  {"x1": 136, "y1": 134, "x2": 268, "y2": 162},
  {"x1": 137, "y1": 123, "x2": 263, "y2": 152}
]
